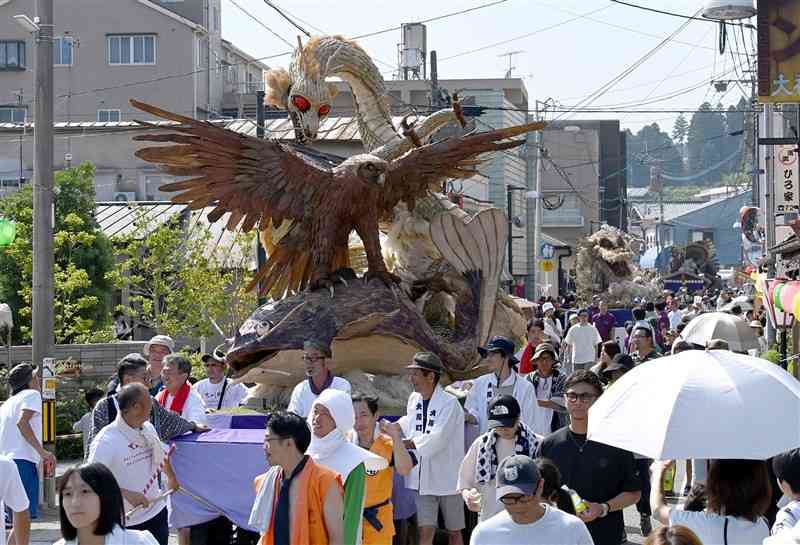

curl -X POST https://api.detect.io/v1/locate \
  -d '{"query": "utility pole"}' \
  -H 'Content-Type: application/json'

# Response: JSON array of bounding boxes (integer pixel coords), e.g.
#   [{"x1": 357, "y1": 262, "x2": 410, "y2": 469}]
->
[
  {"x1": 532, "y1": 127, "x2": 544, "y2": 299},
  {"x1": 31, "y1": 0, "x2": 55, "y2": 509},
  {"x1": 531, "y1": 98, "x2": 554, "y2": 300},
  {"x1": 31, "y1": 0, "x2": 54, "y2": 384},
  {"x1": 649, "y1": 163, "x2": 664, "y2": 251}
]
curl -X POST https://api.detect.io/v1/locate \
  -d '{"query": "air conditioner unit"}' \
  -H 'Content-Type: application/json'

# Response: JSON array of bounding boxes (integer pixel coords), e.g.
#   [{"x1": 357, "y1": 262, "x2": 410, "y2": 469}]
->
[{"x1": 113, "y1": 191, "x2": 136, "y2": 202}]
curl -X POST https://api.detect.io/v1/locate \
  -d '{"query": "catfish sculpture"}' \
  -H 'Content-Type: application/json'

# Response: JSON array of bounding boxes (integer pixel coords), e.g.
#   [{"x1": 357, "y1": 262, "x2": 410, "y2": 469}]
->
[{"x1": 225, "y1": 208, "x2": 508, "y2": 381}]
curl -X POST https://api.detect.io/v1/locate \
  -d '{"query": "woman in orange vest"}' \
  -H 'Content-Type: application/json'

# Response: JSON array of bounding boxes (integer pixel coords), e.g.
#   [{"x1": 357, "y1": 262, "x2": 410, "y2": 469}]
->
[{"x1": 352, "y1": 394, "x2": 415, "y2": 545}]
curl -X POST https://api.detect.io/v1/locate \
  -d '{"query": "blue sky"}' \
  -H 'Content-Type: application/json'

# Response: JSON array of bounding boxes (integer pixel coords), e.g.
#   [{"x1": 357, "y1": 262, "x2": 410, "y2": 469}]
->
[{"x1": 221, "y1": 0, "x2": 756, "y2": 134}]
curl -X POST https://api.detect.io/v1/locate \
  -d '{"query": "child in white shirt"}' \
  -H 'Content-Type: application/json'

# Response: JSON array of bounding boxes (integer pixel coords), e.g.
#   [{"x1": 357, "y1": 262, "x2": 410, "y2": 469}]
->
[{"x1": 773, "y1": 449, "x2": 800, "y2": 535}]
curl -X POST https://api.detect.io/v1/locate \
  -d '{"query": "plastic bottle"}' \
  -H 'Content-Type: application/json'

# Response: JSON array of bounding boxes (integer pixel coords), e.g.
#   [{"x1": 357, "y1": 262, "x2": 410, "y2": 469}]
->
[
  {"x1": 562, "y1": 485, "x2": 588, "y2": 515},
  {"x1": 662, "y1": 463, "x2": 676, "y2": 494}
]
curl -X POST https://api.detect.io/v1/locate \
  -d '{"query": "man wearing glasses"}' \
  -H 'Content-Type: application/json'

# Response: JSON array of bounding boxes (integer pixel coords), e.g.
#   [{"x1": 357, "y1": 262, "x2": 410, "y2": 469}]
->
[
  {"x1": 470, "y1": 454, "x2": 593, "y2": 545},
  {"x1": 631, "y1": 327, "x2": 661, "y2": 365},
  {"x1": 250, "y1": 411, "x2": 344, "y2": 545},
  {"x1": 287, "y1": 339, "x2": 351, "y2": 418},
  {"x1": 537, "y1": 370, "x2": 640, "y2": 545}
]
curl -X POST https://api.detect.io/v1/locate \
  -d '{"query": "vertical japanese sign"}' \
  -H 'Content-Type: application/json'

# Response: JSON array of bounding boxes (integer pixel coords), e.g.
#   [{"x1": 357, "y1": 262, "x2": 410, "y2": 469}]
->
[
  {"x1": 774, "y1": 145, "x2": 799, "y2": 276},
  {"x1": 758, "y1": 1, "x2": 800, "y2": 103}
]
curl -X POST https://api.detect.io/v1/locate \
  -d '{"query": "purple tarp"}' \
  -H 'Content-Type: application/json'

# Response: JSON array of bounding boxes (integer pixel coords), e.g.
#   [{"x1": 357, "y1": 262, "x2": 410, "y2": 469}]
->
[
  {"x1": 166, "y1": 415, "x2": 474, "y2": 529},
  {"x1": 168, "y1": 429, "x2": 266, "y2": 531}
]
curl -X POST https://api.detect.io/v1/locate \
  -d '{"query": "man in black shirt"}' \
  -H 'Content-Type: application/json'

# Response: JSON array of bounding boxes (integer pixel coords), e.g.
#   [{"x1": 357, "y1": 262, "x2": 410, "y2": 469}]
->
[{"x1": 538, "y1": 370, "x2": 641, "y2": 545}]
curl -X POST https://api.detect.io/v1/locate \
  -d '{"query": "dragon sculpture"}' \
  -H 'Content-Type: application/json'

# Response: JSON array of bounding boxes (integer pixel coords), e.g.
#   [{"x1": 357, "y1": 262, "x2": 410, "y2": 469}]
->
[
  {"x1": 263, "y1": 35, "x2": 494, "y2": 287},
  {"x1": 575, "y1": 225, "x2": 659, "y2": 306}
]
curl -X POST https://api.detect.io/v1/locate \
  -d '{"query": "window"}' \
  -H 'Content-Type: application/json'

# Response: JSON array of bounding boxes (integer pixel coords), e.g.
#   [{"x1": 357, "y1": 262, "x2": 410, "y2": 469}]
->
[
  {"x1": 224, "y1": 63, "x2": 237, "y2": 84},
  {"x1": 0, "y1": 41, "x2": 26, "y2": 70},
  {"x1": 54, "y1": 37, "x2": 73, "y2": 66},
  {"x1": 0, "y1": 107, "x2": 26, "y2": 123},
  {"x1": 690, "y1": 230, "x2": 714, "y2": 243},
  {"x1": 108, "y1": 35, "x2": 155, "y2": 65},
  {"x1": 97, "y1": 109, "x2": 121, "y2": 122}
]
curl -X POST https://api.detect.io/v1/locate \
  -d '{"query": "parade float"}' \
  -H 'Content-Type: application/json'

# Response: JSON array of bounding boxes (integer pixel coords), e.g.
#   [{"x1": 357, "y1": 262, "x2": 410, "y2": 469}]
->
[
  {"x1": 661, "y1": 241, "x2": 722, "y2": 294},
  {"x1": 131, "y1": 35, "x2": 545, "y2": 412},
  {"x1": 574, "y1": 224, "x2": 659, "y2": 306}
]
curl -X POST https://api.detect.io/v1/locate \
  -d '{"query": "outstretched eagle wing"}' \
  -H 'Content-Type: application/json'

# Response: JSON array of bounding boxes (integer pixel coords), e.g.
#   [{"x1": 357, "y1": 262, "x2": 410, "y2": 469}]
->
[
  {"x1": 378, "y1": 121, "x2": 546, "y2": 216},
  {"x1": 131, "y1": 99, "x2": 331, "y2": 232}
]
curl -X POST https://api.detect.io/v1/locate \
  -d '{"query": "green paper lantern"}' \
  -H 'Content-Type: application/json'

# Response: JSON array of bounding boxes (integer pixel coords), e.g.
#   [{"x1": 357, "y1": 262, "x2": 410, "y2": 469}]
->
[{"x1": 0, "y1": 219, "x2": 16, "y2": 247}]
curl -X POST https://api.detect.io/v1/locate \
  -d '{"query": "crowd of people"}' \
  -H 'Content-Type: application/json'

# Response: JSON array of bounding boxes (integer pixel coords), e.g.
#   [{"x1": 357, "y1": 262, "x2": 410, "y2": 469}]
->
[{"x1": 0, "y1": 284, "x2": 796, "y2": 545}]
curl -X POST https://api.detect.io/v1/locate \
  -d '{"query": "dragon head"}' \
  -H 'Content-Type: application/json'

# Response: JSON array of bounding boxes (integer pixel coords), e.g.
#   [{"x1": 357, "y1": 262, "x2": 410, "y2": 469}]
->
[{"x1": 264, "y1": 39, "x2": 339, "y2": 143}]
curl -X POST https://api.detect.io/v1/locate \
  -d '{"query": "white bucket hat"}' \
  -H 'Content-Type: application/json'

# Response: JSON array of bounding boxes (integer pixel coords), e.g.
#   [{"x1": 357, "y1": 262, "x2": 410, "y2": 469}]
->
[{"x1": 144, "y1": 334, "x2": 175, "y2": 355}]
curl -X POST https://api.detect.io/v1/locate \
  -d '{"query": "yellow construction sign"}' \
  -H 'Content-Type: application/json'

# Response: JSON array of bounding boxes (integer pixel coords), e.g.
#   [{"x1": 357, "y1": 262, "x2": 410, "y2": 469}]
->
[{"x1": 758, "y1": 1, "x2": 800, "y2": 103}]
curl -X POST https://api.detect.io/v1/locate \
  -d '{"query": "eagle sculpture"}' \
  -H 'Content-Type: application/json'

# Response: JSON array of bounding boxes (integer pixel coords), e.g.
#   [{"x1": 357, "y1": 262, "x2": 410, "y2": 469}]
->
[{"x1": 130, "y1": 99, "x2": 544, "y2": 295}]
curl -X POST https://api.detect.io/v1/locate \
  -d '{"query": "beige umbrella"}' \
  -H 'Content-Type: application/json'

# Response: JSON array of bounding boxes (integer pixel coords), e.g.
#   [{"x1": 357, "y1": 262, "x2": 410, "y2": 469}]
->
[{"x1": 679, "y1": 312, "x2": 759, "y2": 353}]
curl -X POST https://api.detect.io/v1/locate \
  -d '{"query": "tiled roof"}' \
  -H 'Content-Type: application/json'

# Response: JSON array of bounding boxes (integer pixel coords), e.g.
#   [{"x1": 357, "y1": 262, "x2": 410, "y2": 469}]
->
[{"x1": 0, "y1": 115, "x2": 410, "y2": 142}]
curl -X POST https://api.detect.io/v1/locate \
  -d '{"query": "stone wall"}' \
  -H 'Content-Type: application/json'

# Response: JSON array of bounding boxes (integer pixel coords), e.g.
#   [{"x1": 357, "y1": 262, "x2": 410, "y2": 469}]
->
[{"x1": 0, "y1": 341, "x2": 148, "y2": 398}]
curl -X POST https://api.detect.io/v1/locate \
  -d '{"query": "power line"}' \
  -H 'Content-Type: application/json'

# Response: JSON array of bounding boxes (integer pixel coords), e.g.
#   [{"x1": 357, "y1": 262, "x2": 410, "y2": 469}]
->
[
  {"x1": 557, "y1": 14, "x2": 696, "y2": 121},
  {"x1": 262, "y1": 0, "x2": 310, "y2": 37},
  {"x1": 352, "y1": 0, "x2": 513, "y2": 40},
  {"x1": 439, "y1": 5, "x2": 612, "y2": 61},
  {"x1": 559, "y1": 62, "x2": 722, "y2": 102},
  {"x1": 266, "y1": 3, "x2": 326, "y2": 35},
  {"x1": 225, "y1": 0, "x2": 294, "y2": 48},
  {"x1": 530, "y1": 1, "x2": 718, "y2": 52},
  {"x1": 608, "y1": 0, "x2": 754, "y2": 28}
]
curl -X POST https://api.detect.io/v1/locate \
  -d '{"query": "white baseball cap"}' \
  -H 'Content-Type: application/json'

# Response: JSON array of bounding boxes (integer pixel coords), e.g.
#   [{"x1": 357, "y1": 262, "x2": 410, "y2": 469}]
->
[
  {"x1": 144, "y1": 334, "x2": 175, "y2": 355},
  {"x1": 542, "y1": 302, "x2": 555, "y2": 313}
]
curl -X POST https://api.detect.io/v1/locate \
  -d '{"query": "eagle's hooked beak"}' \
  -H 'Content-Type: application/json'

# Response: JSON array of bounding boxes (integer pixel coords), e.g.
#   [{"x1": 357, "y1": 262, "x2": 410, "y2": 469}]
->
[{"x1": 376, "y1": 173, "x2": 386, "y2": 187}]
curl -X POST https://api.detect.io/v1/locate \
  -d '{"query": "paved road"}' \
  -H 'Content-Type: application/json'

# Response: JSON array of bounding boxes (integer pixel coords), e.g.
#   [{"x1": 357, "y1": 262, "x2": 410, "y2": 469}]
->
[{"x1": 30, "y1": 459, "x2": 687, "y2": 544}]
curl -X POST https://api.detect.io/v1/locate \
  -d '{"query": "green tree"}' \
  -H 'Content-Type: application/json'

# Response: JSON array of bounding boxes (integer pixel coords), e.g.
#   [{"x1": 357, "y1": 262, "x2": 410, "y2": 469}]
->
[
  {"x1": 625, "y1": 123, "x2": 683, "y2": 187},
  {"x1": 686, "y1": 102, "x2": 729, "y2": 183},
  {"x1": 672, "y1": 113, "x2": 689, "y2": 146},
  {"x1": 0, "y1": 163, "x2": 116, "y2": 343},
  {"x1": 112, "y1": 209, "x2": 257, "y2": 342}
]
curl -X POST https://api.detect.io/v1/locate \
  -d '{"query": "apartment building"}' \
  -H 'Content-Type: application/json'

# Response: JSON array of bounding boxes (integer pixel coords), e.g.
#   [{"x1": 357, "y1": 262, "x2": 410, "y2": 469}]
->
[{"x1": 0, "y1": 0, "x2": 267, "y2": 127}]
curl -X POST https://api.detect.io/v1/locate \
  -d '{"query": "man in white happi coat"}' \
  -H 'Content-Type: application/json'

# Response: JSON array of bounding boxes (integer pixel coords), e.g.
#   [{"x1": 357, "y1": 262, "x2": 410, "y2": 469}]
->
[
  {"x1": 465, "y1": 336, "x2": 538, "y2": 436},
  {"x1": 398, "y1": 352, "x2": 465, "y2": 545}
]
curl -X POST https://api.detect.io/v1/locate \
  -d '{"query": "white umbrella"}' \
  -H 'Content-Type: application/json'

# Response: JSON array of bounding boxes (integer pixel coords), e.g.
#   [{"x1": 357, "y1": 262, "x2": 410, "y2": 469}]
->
[
  {"x1": 721, "y1": 295, "x2": 754, "y2": 312},
  {"x1": 587, "y1": 350, "x2": 800, "y2": 459},
  {"x1": 679, "y1": 311, "x2": 759, "y2": 352}
]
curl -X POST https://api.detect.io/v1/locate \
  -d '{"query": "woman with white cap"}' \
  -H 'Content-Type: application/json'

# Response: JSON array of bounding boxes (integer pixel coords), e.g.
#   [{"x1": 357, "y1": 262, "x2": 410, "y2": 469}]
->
[
  {"x1": 307, "y1": 389, "x2": 388, "y2": 545},
  {"x1": 541, "y1": 302, "x2": 563, "y2": 343}
]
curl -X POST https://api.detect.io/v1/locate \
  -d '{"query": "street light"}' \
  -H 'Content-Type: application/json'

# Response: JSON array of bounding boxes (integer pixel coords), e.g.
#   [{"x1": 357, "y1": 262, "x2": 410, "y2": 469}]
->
[{"x1": 13, "y1": 14, "x2": 40, "y2": 33}]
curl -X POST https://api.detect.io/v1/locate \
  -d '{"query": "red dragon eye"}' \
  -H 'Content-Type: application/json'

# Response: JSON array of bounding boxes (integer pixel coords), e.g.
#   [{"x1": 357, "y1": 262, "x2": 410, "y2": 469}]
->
[
  {"x1": 318, "y1": 104, "x2": 331, "y2": 117},
  {"x1": 291, "y1": 95, "x2": 311, "y2": 112}
]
